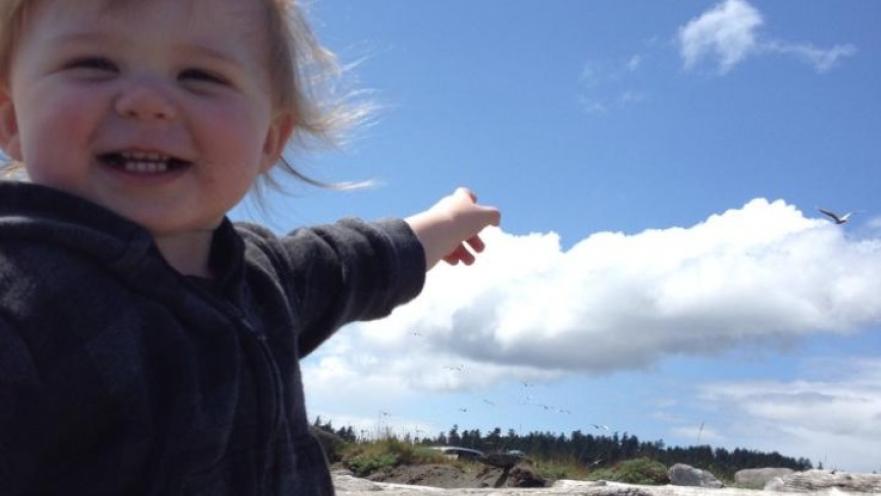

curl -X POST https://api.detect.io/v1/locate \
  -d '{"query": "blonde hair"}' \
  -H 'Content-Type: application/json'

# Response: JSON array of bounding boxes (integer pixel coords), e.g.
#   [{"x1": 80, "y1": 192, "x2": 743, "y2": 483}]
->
[{"x1": 0, "y1": 0, "x2": 367, "y2": 188}]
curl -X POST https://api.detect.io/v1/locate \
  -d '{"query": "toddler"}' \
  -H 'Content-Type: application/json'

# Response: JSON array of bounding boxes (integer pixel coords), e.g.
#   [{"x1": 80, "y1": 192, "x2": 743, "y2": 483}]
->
[{"x1": 0, "y1": 0, "x2": 500, "y2": 494}]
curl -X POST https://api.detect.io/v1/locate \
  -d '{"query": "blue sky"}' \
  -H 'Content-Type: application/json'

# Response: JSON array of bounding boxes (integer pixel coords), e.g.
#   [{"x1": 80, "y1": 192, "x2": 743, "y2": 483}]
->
[{"x1": 231, "y1": 0, "x2": 881, "y2": 472}]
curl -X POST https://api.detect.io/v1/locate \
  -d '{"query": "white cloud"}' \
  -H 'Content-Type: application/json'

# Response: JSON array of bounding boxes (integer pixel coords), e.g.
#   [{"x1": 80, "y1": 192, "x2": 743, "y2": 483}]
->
[
  {"x1": 866, "y1": 215, "x2": 881, "y2": 231},
  {"x1": 678, "y1": 0, "x2": 855, "y2": 74},
  {"x1": 306, "y1": 198, "x2": 881, "y2": 400},
  {"x1": 577, "y1": 95, "x2": 608, "y2": 115},
  {"x1": 578, "y1": 58, "x2": 648, "y2": 115},
  {"x1": 620, "y1": 90, "x2": 647, "y2": 105},
  {"x1": 626, "y1": 55, "x2": 642, "y2": 72},
  {"x1": 678, "y1": 0, "x2": 762, "y2": 73},
  {"x1": 699, "y1": 358, "x2": 881, "y2": 471},
  {"x1": 309, "y1": 409, "x2": 441, "y2": 442},
  {"x1": 763, "y1": 41, "x2": 857, "y2": 73}
]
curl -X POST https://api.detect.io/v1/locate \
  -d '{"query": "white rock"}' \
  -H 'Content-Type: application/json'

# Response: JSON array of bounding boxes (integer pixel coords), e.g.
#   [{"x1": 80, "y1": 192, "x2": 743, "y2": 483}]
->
[
  {"x1": 764, "y1": 469, "x2": 881, "y2": 493},
  {"x1": 735, "y1": 468, "x2": 794, "y2": 489},
  {"x1": 335, "y1": 471, "x2": 881, "y2": 495},
  {"x1": 668, "y1": 464, "x2": 724, "y2": 488}
]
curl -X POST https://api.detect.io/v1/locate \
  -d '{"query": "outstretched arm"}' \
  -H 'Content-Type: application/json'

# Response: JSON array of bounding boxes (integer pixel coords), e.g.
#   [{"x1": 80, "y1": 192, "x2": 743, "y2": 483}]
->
[{"x1": 405, "y1": 187, "x2": 501, "y2": 270}]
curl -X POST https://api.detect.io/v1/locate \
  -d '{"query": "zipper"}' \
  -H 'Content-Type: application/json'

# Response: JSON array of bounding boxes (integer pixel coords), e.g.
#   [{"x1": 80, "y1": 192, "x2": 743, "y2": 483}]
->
[
  {"x1": 183, "y1": 279, "x2": 284, "y2": 485},
  {"x1": 235, "y1": 313, "x2": 283, "y2": 431},
  {"x1": 223, "y1": 306, "x2": 285, "y2": 491}
]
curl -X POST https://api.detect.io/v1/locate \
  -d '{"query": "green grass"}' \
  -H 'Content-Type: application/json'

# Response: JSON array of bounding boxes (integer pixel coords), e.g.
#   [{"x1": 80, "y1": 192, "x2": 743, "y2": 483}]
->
[
  {"x1": 587, "y1": 457, "x2": 670, "y2": 485},
  {"x1": 531, "y1": 456, "x2": 591, "y2": 481},
  {"x1": 341, "y1": 439, "x2": 448, "y2": 477},
  {"x1": 339, "y1": 439, "x2": 677, "y2": 486}
]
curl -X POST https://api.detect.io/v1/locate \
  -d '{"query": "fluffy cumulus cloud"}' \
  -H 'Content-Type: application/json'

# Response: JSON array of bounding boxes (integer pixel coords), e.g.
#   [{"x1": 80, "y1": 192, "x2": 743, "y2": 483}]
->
[
  {"x1": 699, "y1": 358, "x2": 881, "y2": 471},
  {"x1": 677, "y1": 0, "x2": 855, "y2": 74},
  {"x1": 679, "y1": 0, "x2": 763, "y2": 73},
  {"x1": 304, "y1": 198, "x2": 881, "y2": 398}
]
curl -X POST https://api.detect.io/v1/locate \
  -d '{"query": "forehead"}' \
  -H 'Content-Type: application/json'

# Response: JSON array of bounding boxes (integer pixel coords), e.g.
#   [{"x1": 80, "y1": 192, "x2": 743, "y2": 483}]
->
[{"x1": 24, "y1": 0, "x2": 269, "y2": 58}]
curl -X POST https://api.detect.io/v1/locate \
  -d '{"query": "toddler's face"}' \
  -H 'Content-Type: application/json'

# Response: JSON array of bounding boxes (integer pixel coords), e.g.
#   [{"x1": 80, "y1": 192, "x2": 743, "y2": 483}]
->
[{"x1": 0, "y1": 0, "x2": 291, "y2": 235}]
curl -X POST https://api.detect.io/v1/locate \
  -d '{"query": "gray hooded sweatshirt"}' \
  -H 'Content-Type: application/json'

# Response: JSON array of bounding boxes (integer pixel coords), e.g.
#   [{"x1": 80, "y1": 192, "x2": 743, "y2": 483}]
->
[{"x1": 0, "y1": 181, "x2": 425, "y2": 495}]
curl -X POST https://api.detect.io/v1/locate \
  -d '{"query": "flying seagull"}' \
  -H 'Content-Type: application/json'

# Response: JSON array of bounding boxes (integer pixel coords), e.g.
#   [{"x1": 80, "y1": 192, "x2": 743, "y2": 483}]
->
[{"x1": 818, "y1": 208, "x2": 852, "y2": 224}]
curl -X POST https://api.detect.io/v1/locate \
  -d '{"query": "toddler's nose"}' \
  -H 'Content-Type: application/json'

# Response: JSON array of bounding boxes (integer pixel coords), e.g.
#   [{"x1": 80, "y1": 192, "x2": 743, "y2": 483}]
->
[{"x1": 114, "y1": 84, "x2": 178, "y2": 122}]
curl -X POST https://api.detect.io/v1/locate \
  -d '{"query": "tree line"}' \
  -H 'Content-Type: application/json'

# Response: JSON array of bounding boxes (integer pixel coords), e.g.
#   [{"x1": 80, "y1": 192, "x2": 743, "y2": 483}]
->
[{"x1": 313, "y1": 418, "x2": 812, "y2": 479}]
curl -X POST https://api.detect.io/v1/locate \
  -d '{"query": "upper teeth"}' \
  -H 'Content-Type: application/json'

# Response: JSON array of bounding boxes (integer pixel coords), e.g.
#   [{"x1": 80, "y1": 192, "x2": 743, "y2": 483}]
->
[
  {"x1": 122, "y1": 151, "x2": 169, "y2": 162},
  {"x1": 118, "y1": 151, "x2": 173, "y2": 173},
  {"x1": 125, "y1": 162, "x2": 168, "y2": 173}
]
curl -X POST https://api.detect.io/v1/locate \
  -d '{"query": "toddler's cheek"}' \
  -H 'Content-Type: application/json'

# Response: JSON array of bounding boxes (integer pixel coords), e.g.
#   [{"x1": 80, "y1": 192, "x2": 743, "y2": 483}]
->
[
  {"x1": 194, "y1": 100, "x2": 271, "y2": 166},
  {"x1": 24, "y1": 162, "x2": 81, "y2": 191}
]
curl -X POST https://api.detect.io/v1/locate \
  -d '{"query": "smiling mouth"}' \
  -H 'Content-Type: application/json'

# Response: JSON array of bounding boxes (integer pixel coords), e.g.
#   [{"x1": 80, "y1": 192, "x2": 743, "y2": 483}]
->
[{"x1": 98, "y1": 150, "x2": 191, "y2": 174}]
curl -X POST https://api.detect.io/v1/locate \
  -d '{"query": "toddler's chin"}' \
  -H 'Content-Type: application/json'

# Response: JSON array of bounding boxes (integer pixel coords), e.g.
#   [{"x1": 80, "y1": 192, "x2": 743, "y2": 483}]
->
[{"x1": 94, "y1": 201, "x2": 218, "y2": 237}]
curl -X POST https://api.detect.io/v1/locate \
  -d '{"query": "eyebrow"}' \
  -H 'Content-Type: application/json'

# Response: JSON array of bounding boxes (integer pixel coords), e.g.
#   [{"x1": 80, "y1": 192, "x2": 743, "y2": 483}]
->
[
  {"x1": 48, "y1": 32, "x2": 242, "y2": 67},
  {"x1": 49, "y1": 32, "x2": 116, "y2": 45},
  {"x1": 176, "y1": 43, "x2": 242, "y2": 67}
]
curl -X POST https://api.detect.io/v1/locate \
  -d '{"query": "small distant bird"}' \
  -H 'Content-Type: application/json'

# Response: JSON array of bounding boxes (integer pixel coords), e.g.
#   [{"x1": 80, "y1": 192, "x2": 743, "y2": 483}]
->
[
  {"x1": 818, "y1": 208, "x2": 852, "y2": 224},
  {"x1": 591, "y1": 424, "x2": 610, "y2": 431}
]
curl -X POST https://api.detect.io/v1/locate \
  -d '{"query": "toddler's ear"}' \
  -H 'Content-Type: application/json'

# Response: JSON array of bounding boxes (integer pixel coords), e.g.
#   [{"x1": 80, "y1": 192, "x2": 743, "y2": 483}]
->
[
  {"x1": 259, "y1": 112, "x2": 295, "y2": 173},
  {"x1": 0, "y1": 88, "x2": 21, "y2": 160}
]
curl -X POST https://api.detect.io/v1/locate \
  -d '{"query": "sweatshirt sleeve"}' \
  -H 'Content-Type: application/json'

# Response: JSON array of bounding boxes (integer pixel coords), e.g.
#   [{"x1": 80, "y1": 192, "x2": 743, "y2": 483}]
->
[{"x1": 241, "y1": 218, "x2": 426, "y2": 358}]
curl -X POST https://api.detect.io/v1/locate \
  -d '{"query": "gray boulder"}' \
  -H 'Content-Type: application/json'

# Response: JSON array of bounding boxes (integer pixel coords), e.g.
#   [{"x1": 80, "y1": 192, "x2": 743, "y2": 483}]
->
[
  {"x1": 734, "y1": 468, "x2": 794, "y2": 489},
  {"x1": 764, "y1": 469, "x2": 881, "y2": 493},
  {"x1": 667, "y1": 463, "x2": 724, "y2": 488},
  {"x1": 509, "y1": 464, "x2": 546, "y2": 488},
  {"x1": 480, "y1": 452, "x2": 523, "y2": 469}
]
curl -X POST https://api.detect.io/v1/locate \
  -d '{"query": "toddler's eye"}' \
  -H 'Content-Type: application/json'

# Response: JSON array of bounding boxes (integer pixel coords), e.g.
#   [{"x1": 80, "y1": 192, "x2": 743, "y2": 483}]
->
[
  {"x1": 179, "y1": 68, "x2": 228, "y2": 86},
  {"x1": 63, "y1": 57, "x2": 118, "y2": 73}
]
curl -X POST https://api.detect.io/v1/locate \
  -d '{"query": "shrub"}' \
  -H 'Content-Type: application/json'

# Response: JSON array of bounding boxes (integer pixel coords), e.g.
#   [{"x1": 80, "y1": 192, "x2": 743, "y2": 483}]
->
[
  {"x1": 346, "y1": 452, "x2": 398, "y2": 477},
  {"x1": 532, "y1": 457, "x2": 589, "y2": 481},
  {"x1": 588, "y1": 457, "x2": 669, "y2": 485},
  {"x1": 342, "y1": 439, "x2": 446, "y2": 477}
]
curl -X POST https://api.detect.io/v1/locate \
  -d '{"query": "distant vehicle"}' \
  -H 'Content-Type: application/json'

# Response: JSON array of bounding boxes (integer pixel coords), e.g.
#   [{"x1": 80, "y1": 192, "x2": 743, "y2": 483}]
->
[
  {"x1": 428, "y1": 446, "x2": 484, "y2": 460},
  {"x1": 428, "y1": 446, "x2": 528, "y2": 469},
  {"x1": 481, "y1": 450, "x2": 526, "y2": 469}
]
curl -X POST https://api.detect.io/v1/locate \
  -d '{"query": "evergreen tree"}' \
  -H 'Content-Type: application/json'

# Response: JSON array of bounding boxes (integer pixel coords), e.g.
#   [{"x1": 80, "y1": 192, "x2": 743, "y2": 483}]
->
[
  {"x1": 332, "y1": 421, "x2": 811, "y2": 477},
  {"x1": 447, "y1": 424, "x2": 461, "y2": 446}
]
